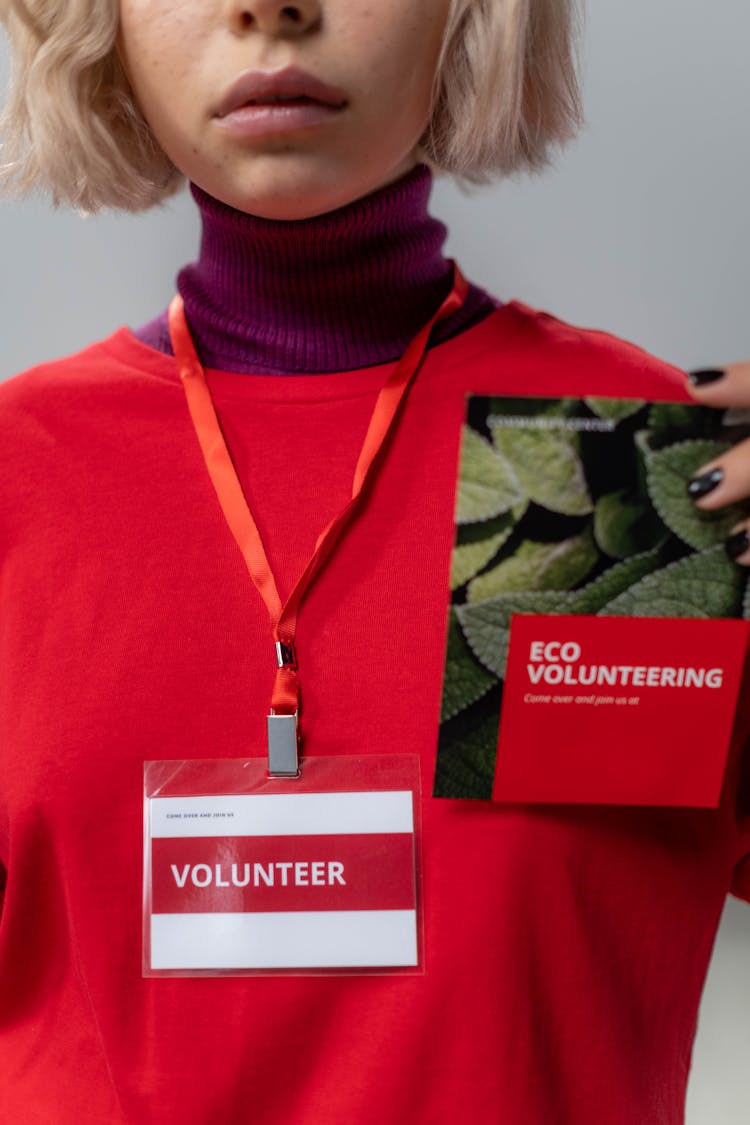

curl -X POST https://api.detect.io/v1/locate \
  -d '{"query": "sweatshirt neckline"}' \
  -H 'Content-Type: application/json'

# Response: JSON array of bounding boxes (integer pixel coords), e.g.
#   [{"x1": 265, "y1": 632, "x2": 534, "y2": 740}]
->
[{"x1": 111, "y1": 302, "x2": 523, "y2": 405}]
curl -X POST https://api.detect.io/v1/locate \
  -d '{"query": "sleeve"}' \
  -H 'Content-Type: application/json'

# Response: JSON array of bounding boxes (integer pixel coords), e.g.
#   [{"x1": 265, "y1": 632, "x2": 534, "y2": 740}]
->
[
  {"x1": 732, "y1": 846, "x2": 750, "y2": 902},
  {"x1": 731, "y1": 821, "x2": 750, "y2": 902},
  {"x1": 730, "y1": 743, "x2": 750, "y2": 903}
]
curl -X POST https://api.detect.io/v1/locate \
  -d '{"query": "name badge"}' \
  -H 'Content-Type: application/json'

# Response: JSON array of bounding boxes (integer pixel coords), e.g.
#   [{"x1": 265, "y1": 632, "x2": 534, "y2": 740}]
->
[{"x1": 143, "y1": 756, "x2": 421, "y2": 976}]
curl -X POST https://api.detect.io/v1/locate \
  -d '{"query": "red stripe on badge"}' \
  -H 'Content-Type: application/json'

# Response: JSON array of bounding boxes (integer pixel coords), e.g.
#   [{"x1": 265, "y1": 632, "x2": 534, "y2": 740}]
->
[{"x1": 151, "y1": 833, "x2": 416, "y2": 914}]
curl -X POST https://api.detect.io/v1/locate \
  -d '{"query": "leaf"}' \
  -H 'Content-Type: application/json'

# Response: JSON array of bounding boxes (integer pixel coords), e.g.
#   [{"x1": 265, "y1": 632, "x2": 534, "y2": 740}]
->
[
  {"x1": 489, "y1": 424, "x2": 593, "y2": 516},
  {"x1": 634, "y1": 429, "x2": 653, "y2": 458},
  {"x1": 450, "y1": 509, "x2": 523, "y2": 591},
  {"x1": 585, "y1": 397, "x2": 646, "y2": 422},
  {"x1": 598, "y1": 545, "x2": 745, "y2": 618},
  {"x1": 467, "y1": 531, "x2": 598, "y2": 602},
  {"x1": 439, "y1": 608, "x2": 497, "y2": 722},
  {"x1": 457, "y1": 591, "x2": 575, "y2": 679},
  {"x1": 647, "y1": 402, "x2": 718, "y2": 451},
  {"x1": 569, "y1": 547, "x2": 665, "y2": 614},
  {"x1": 434, "y1": 705, "x2": 500, "y2": 801},
  {"x1": 742, "y1": 575, "x2": 750, "y2": 620},
  {"x1": 593, "y1": 489, "x2": 666, "y2": 559},
  {"x1": 455, "y1": 426, "x2": 524, "y2": 525},
  {"x1": 645, "y1": 439, "x2": 745, "y2": 550}
]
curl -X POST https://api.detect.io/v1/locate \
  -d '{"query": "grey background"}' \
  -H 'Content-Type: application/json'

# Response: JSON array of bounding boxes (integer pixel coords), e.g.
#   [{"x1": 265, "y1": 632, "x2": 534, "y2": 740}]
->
[{"x1": 1, "y1": 0, "x2": 748, "y2": 1119}]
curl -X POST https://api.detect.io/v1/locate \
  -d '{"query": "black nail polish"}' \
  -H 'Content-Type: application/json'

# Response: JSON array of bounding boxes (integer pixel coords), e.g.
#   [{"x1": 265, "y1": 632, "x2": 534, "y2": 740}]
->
[
  {"x1": 726, "y1": 530, "x2": 750, "y2": 561},
  {"x1": 687, "y1": 368, "x2": 727, "y2": 387},
  {"x1": 686, "y1": 467, "x2": 724, "y2": 500}
]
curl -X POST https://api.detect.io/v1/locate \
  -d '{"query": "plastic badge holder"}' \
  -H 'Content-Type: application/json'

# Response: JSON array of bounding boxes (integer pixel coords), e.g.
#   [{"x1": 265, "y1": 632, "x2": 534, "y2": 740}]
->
[{"x1": 143, "y1": 755, "x2": 423, "y2": 977}]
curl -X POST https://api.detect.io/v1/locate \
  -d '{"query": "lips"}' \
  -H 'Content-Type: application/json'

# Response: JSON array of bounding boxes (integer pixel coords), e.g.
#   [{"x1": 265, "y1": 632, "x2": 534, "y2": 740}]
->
[{"x1": 215, "y1": 67, "x2": 348, "y2": 119}]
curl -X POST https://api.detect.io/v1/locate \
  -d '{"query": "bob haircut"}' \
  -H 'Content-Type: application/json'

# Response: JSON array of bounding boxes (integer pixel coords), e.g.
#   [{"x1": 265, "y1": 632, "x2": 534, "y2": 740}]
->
[{"x1": 0, "y1": 0, "x2": 583, "y2": 214}]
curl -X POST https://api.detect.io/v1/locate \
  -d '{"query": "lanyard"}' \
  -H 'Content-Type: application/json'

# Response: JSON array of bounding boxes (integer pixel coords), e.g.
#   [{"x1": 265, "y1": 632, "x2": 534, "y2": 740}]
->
[{"x1": 169, "y1": 261, "x2": 469, "y2": 777}]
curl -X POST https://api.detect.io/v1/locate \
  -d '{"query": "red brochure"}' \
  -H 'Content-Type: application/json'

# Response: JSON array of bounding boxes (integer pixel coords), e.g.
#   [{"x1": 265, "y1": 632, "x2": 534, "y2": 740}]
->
[
  {"x1": 433, "y1": 395, "x2": 750, "y2": 805},
  {"x1": 494, "y1": 613, "x2": 747, "y2": 805}
]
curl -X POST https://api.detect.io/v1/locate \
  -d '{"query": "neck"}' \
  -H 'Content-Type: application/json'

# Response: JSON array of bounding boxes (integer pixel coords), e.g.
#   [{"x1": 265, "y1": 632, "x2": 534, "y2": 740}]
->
[{"x1": 134, "y1": 163, "x2": 497, "y2": 374}]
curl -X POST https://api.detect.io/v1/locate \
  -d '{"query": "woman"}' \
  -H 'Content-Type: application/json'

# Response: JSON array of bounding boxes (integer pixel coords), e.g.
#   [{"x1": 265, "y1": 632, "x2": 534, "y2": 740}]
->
[{"x1": 0, "y1": 1, "x2": 746, "y2": 1122}]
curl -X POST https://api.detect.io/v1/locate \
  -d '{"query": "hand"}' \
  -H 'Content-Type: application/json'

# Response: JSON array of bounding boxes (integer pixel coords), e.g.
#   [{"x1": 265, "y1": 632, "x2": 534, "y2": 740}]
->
[{"x1": 685, "y1": 364, "x2": 750, "y2": 564}]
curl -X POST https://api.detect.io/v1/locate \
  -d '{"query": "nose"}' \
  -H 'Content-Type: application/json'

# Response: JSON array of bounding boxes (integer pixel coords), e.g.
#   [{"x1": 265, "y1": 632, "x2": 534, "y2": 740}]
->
[{"x1": 227, "y1": 0, "x2": 322, "y2": 35}]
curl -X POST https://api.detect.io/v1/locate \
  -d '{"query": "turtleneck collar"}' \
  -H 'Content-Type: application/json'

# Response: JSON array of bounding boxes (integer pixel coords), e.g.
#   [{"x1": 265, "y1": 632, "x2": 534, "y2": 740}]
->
[{"x1": 133, "y1": 162, "x2": 497, "y2": 374}]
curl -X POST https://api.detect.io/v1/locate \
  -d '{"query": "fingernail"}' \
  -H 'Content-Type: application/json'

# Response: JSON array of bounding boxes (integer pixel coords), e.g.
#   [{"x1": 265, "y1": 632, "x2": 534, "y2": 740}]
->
[
  {"x1": 726, "y1": 529, "x2": 750, "y2": 561},
  {"x1": 686, "y1": 467, "x2": 724, "y2": 499},
  {"x1": 687, "y1": 368, "x2": 727, "y2": 387}
]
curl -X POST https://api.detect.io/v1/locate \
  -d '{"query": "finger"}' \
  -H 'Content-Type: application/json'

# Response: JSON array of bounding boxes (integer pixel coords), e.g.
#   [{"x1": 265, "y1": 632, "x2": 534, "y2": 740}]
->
[
  {"x1": 685, "y1": 362, "x2": 750, "y2": 408},
  {"x1": 725, "y1": 521, "x2": 750, "y2": 566},
  {"x1": 686, "y1": 437, "x2": 750, "y2": 509}
]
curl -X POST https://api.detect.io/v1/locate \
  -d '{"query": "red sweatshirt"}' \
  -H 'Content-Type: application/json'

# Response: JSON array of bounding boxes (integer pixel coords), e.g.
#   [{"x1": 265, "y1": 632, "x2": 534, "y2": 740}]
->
[{"x1": 0, "y1": 301, "x2": 748, "y2": 1124}]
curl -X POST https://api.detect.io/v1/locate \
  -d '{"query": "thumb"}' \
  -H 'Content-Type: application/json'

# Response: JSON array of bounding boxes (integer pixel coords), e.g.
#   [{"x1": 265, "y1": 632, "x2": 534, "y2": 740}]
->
[{"x1": 686, "y1": 362, "x2": 750, "y2": 408}]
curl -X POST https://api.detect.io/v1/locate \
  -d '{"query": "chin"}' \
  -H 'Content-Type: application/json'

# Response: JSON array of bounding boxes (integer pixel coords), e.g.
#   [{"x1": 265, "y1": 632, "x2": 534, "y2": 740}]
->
[
  {"x1": 232, "y1": 194, "x2": 344, "y2": 221},
  {"x1": 196, "y1": 155, "x2": 416, "y2": 221}
]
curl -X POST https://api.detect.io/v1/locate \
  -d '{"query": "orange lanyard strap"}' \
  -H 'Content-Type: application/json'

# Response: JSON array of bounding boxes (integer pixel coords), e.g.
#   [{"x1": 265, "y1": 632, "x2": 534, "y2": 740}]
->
[{"x1": 170, "y1": 262, "x2": 469, "y2": 767}]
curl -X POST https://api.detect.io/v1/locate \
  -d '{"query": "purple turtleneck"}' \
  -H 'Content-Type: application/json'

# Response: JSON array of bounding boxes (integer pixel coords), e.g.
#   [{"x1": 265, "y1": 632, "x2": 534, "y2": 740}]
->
[{"x1": 134, "y1": 163, "x2": 498, "y2": 375}]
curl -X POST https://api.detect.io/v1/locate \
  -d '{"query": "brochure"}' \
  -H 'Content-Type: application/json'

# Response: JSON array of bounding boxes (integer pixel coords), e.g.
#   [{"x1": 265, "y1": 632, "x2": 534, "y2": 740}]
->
[{"x1": 433, "y1": 395, "x2": 750, "y2": 806}]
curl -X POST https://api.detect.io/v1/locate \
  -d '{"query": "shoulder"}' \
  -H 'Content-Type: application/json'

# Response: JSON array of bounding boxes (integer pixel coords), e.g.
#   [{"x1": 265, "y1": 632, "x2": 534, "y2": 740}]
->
[
  {"x1": 0, "y1": 329, "x2": 177, "y2": 449},
  {"x1": 458, "y1": 301, "x2": 690, "y2": 403},
  {"x1": 0, "y1": 328, "x2": 168, "y2": 413},
  {"x1": 0, "y1": 340, "x2": 104, "y2": 468},
  {"x1": 0, "y1": 330, "x2": 180, "y2": 541},
  {"x1": 0, "y1": 331, "x2": 179, "y2": 528}
]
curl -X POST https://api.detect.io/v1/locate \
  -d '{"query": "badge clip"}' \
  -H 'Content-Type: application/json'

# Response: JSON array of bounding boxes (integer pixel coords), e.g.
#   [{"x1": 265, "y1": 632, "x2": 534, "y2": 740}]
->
[
  {"x1": 267, "y1": 711, "x2": 300, "y2": 778},
  {"x1": 275, "y1": 641, "x2": 297, "y2": 669}
]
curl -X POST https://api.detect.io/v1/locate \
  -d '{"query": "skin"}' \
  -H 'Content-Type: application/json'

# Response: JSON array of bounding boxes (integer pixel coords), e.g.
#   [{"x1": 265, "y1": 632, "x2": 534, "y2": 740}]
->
[
  {"x1": 687, "y1": 364, "x2": 750, "y2": 564},
  {"x1": 117, "y1": 0, "x2": 452, "y2": 221}
]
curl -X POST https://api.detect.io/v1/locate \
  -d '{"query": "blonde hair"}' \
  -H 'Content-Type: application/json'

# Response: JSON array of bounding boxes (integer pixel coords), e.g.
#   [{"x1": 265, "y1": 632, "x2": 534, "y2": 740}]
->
[
  {"x1": 0, "y1": 0, "x2": 583, "y2": 213},
  {"x1": 426, "y1": 0, "x2": 583, "y2": 180}
]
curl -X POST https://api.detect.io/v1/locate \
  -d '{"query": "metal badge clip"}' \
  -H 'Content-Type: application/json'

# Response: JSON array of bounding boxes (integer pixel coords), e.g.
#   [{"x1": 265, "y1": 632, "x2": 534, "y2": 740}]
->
[
  {"x1": 267, "y1": 711, "x2": 300, "y2": 778},
  {"x1": 275, "y1": 641, "x2": 297, "y2": 669}
]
